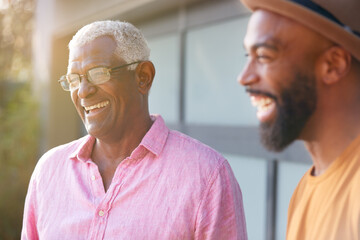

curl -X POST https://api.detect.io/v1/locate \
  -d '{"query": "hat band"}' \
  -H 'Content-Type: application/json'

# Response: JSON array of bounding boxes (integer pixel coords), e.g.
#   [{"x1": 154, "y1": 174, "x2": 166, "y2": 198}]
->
[{"x1": 289, "y1": 0, "x2": 360, "y2": 37}]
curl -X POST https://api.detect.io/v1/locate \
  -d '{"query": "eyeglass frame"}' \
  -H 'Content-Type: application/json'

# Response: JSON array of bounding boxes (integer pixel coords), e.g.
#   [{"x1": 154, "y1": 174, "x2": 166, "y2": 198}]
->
[{"x1": 58, "y1": 61, "x2": 142, "y2": 91}]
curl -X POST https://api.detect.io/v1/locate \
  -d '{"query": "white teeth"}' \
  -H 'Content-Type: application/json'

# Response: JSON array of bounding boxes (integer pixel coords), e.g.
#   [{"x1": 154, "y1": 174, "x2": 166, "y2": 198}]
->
[
  {"x1": 84, "y1": 101, "x2": 109, "y2": 111},
  {"x1": 251, "y1": 97, "x2": 274, "y2": 111}
]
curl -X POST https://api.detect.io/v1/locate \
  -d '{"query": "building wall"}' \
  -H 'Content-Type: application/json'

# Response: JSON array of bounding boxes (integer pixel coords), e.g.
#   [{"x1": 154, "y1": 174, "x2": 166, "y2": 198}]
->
[{"x1": 34, "y1": 0, "x2": 312, "y2": 239}]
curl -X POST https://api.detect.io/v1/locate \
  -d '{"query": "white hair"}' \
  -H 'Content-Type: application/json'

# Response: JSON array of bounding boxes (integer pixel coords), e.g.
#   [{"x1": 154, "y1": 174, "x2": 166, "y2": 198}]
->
[{"x1": 68, "y1": 20, "x2": 150, "y2": 70}]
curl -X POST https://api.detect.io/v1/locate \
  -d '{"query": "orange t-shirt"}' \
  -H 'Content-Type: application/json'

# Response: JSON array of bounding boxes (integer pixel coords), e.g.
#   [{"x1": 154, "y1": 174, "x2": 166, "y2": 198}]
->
[{"x1": 287, "y1": 135, "x2": 360, "y2": 240}]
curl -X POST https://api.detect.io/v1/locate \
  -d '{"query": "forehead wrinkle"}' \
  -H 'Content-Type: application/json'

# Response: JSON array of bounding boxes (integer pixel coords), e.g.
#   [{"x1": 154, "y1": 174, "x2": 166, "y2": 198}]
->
[
  {"x1": 68, "y1": 37, "x2": 117, "y2": 74},
  {"x1": 68, "y1": 59, "x2": 115, "y2": 75}
]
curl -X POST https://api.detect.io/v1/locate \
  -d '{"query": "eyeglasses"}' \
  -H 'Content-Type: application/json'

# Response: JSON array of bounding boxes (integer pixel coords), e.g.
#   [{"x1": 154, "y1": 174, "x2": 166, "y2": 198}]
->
[{"x1": 58, "y1": 61, "x2": 141, "y2": 91}]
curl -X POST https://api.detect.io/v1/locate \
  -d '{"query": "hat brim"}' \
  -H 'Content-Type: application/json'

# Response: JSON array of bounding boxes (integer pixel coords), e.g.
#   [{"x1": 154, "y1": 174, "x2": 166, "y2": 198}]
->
[{"x1": 241, "y1": 0, "x2": 360, "y2": 61}]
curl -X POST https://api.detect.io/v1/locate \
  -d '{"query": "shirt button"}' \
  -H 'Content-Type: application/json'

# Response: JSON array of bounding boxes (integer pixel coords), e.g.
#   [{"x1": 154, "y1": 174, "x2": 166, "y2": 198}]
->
[
  {"x1": 98, "y1": 210, "x2": 105, "y2": 217},
  {"x1": 91, "y1": 175, "x2": 96, "y2": 181}
]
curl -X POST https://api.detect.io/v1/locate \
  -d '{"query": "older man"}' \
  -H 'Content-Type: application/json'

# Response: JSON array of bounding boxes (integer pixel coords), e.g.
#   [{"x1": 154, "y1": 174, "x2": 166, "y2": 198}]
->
[
  {"x1": 238, "y1": 0, "x2": 360, "y2": 239},
  {"x1": 22, "y1": 21, "x2": 247, "y2": 239}
]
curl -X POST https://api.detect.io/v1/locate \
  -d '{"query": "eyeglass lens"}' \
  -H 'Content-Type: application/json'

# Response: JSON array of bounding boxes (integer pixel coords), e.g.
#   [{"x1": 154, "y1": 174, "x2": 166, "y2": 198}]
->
[
  {"x1": 61, "y1": 67, "x2": 112, "y2": 91},
  {"x1": 59, "y1": 61, "x2": 140, "y2": 91}
]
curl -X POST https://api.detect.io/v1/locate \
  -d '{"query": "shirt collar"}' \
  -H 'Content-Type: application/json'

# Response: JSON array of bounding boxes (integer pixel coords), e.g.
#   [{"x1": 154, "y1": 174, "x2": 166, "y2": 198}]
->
[
  {"x1": 69, "y1": 115, "x2": 169, "y2": 162},
  {"x1": 69, "y1": 135, "x2": 96, "y2": 163},
  {"x1": 139, "y1": 114, "x2": 169, "y2": 157}
]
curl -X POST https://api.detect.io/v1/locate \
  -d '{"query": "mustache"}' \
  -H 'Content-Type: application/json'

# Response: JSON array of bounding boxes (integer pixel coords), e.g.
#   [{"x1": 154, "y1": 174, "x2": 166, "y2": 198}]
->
[{"x1": 245, "y1": 88, "x2": 278, "y2": 101}]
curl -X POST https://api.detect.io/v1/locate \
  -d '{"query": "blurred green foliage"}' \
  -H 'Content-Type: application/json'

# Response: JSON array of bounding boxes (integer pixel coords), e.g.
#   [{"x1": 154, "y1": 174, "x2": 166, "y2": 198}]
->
[
  {"x1": 0, "y1": 83, "x2": 39, "y2": 239},
  {"x1": 0, "y1": 0, "x2": 38, "y2": 239}
]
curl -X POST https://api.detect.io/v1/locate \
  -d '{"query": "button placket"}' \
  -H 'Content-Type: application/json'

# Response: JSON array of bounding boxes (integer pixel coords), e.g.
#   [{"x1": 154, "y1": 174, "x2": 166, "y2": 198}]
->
[{"x1": 88, "y1": 163, "x2": 105, "y2": 199}]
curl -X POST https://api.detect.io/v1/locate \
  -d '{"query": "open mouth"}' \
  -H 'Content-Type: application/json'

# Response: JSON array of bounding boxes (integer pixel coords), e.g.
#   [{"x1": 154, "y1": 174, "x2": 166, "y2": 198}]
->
[
  {"x1": 251, "y1": 95, "x2": 274, "y2": 111},
  {"x1": 250, "y1": 95, "x2": 276, "y2": 122},
  {"x1": 83, "y1": 100, "x2": 109, "y2": 114}
]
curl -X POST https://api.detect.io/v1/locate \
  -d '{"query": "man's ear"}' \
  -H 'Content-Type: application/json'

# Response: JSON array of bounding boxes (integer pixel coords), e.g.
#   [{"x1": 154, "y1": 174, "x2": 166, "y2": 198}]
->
[
  {"x1": 317, "y1": 46, "x2": 352, "y2": 85},
  {"x1": 135, "y1": 61, "x2": 155, "y2": 94}
]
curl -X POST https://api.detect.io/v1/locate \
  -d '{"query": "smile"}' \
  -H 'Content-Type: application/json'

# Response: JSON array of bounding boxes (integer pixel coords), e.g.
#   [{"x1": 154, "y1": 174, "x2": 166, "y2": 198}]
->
[
  {"x1": 83, "y1": 100, "x2": 109, "y2": 112},
  {"x1": 251, "y1": 96, "x2": 274, "y2": 111},
  {"x1": 250, "y1": 95, "x2": 276, "y2": 122}
]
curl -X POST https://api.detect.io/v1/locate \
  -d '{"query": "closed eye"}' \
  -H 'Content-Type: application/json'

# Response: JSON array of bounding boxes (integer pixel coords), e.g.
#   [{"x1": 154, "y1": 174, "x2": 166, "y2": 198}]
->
[
  {"x1": 255, "y1": 47, "x2": 276, "y2": 63},
  {"x1": 244, "y1": 52, "x2": 271, "y2": 61},
  {"x1": 257, "y1": 54, "x2": 271, "y2": 59}
]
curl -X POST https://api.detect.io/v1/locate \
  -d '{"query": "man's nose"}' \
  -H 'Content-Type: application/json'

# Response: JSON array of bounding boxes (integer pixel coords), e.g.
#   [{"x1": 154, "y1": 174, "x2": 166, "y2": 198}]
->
[
  {"x1": 77, "y1": 75, "x2": 96, "y2": 99},
  {"x1": 237, "y1": 61, "x2": 259, "y2": 86}
]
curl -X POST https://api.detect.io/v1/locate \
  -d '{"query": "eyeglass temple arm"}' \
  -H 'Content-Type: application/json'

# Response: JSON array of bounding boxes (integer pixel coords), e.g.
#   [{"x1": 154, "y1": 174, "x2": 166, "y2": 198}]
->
[{"x1": 110, "y1": 61, "x2": 142, "y2": 72}]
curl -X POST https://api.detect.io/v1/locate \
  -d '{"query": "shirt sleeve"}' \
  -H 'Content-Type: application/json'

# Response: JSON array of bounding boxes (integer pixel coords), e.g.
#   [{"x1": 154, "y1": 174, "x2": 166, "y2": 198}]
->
[
  {"x1": 194, "y1": 160, "x2": 248, "y2": 240},
  {"x1": 21, "y1": 175, "x2": 39, "y2": 240}
]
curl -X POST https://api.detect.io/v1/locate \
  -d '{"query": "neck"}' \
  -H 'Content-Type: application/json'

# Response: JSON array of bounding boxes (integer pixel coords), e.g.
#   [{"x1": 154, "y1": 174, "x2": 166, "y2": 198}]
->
[
  {"x1": 302, "y1": 80, "x2": 360, "y2": 176},
  {"x1": 92, "y1": 114, "x2": 153, "y2": 163},
  {"x1": 304, "y1": 121, "x2": 360, "y2": 176}
]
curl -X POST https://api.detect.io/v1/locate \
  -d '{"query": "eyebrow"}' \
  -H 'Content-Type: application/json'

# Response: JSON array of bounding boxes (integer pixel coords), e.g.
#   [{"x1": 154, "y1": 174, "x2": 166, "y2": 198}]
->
[
  {"x1": 243, "y1": 39, "x2": 281, "y2": 52},
  {"x1": 252, "y1": 43, "x2": 278, "y2": 51}
]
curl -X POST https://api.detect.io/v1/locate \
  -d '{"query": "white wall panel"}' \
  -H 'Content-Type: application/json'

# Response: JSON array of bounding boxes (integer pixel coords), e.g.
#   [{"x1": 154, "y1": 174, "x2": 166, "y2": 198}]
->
[
  {"x1": 185, "y1": 17, "x2": 258, "y2": 126},
  {"x1": 276, "y1": 161, "x2": 311, "y2": 240},
  {"x1": 147, "y1": 34, "x2": 180, "y2": 123},
  {"x1": 226, "y1": 154, "x2": 267, "y2": 240}
]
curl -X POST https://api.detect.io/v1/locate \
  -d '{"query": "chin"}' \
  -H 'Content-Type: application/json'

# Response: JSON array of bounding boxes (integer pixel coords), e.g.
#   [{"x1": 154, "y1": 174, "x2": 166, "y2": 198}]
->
[
  {"x1": 259, "y1": 127, "x2": 295, "y2": 152},
  {"x1": 85, "y1": 124, "x2": 102, "y2": 138}
]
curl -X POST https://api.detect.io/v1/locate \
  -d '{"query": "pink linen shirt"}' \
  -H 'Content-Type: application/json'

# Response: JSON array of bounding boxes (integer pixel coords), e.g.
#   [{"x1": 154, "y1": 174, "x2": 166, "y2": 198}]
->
[{"x1": 22, "y1": 115, "x2": 247, "y2": 240}]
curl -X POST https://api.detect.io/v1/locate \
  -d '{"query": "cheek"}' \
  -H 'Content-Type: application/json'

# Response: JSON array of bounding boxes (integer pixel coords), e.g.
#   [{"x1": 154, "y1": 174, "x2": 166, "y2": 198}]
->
[
  {"x1": 264, "y1": 66, "x2": 294, "y2": 92},
  {"x1": 70, "y1": 91, "x2": 83, "y2": 114},
  {"x1": 70, "y1": 90, "x2": 77, "y2": 104},
  {"x1": 260, "y1": 67, "x2": 282, "y2": 93},
  {"x1": 107, "y1": 84, "x2": 133, "y2": 103}
]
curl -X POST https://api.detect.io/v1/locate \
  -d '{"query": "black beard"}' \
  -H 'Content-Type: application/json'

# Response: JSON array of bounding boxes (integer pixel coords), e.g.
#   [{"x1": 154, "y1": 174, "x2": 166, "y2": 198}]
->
[{"x1": 260, "y1": 72, "x2": 317, "y2": 152}]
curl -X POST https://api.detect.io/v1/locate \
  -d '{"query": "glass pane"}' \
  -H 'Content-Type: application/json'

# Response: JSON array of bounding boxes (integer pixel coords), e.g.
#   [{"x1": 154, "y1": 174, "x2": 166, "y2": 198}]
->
[
  {"x1": 185, "y1": 17, "x2": 258, "y2": 126},
  {"x1": 147, "y1": 34, "x2": 180, "y2": 124},
  {"x1": 276, "y1": 161, "x2": 311, "y2": 240},
  {"x1": 225, "y1": 154, "x2": 267, "y2": 240}
]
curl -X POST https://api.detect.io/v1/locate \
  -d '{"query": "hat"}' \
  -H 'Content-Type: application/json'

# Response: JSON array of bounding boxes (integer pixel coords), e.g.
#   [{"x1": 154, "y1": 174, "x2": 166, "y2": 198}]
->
[{"x1": 240, "y1": 0, "x2": 360, "y2": 60}]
